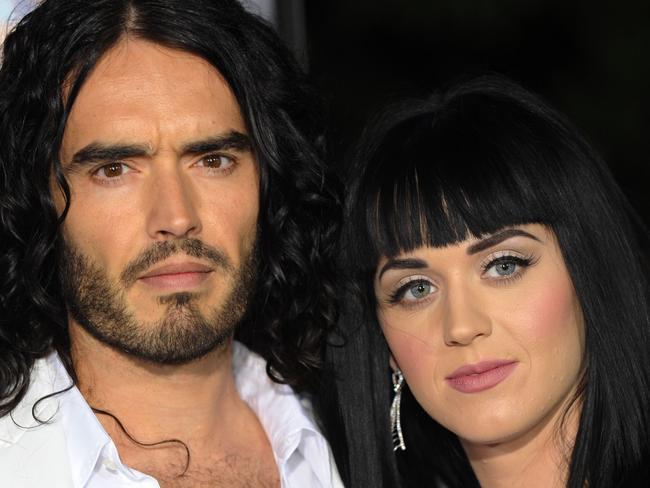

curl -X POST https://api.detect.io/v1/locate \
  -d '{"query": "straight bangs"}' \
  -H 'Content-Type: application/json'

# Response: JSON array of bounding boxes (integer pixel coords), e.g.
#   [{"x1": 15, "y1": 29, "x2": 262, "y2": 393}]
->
[
  {"x1": 354, "y1": 94, "x2": 579, "y2": 267},
  {"x1": 341, "y1": 75, "x2": 650, "y2": 488}
]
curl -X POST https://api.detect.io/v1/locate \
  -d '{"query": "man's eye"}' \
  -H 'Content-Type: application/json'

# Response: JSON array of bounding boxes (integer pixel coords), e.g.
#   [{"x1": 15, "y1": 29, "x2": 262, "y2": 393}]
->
[
  {"x1": 199, "y1": 154, "x2": 235, "y2": 170},
  {"x1": 95, "y1": 162, "x2": 129, "y2": 178}
]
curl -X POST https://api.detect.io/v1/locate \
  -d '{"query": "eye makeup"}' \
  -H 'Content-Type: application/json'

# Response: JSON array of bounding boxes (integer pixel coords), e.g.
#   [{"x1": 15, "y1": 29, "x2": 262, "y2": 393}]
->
[
  {"x1": 479, "y1": 250, "x2": 539, "y2": 284},
  {"x1": 387, "y1": 274, "x2": 437, "y2": 307}
]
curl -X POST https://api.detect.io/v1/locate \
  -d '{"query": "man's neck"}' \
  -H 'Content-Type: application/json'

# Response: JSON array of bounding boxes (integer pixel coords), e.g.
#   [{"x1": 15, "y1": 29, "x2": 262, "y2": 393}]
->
[{"x1": 68, "y1": 320, "x2": 278, "y2": 486}]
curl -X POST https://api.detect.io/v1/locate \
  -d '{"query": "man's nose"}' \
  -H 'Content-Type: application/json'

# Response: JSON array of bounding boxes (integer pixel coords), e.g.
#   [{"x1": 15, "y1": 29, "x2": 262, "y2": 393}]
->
[
  {"x1": 145, "y1": 167, "x2": 202, "y2": 240},
  {"x1": 441, "y1": 284, "x2": 492, "y2": 347}
]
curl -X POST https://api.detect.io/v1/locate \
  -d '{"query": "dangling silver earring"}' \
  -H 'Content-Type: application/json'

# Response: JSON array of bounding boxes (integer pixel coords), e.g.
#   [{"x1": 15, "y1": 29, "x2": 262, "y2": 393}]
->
[{"x1": 390, "y1": 369, "x2": 406, "y2": 451}]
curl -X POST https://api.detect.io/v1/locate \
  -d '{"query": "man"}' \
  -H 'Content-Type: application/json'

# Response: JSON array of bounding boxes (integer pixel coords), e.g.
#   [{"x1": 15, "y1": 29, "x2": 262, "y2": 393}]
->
[{"x1": 0, "y1": 1, "x2": 342, "y2": 486}]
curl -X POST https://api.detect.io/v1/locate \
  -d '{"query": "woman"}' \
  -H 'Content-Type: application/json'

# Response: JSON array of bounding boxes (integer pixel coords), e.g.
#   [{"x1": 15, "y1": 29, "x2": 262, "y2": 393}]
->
[{"x1": 326, "y1": 76, "x2": 650, "y2": 487}]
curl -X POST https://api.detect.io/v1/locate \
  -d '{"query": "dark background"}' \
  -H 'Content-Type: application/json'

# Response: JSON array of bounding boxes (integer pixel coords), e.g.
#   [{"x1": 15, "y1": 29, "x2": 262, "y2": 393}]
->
[{"x1": 301, "y1": 1, "x2": 650, "y2": 220}]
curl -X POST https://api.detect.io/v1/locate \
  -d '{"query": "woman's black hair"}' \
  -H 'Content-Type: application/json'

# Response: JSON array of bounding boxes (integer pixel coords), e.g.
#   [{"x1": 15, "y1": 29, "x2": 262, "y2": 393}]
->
[
  {"x1": 0, "y1": 0, "x2": 340, "y2": 415},
  {"x1": 326, "y1": 75, "x2": 650, "y2": 487}
]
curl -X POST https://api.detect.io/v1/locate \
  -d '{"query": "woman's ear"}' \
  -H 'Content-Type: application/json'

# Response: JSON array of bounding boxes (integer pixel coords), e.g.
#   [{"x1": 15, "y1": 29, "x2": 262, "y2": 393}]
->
[{"x1": 389, "y1": 353, "x2": 399, "y2": 372}]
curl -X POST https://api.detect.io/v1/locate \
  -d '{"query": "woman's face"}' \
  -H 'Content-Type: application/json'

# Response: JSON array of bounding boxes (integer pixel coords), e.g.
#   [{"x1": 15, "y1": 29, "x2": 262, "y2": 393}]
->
[{"x1": 375, "y1": 224, "x2": 585, "y2": 448}]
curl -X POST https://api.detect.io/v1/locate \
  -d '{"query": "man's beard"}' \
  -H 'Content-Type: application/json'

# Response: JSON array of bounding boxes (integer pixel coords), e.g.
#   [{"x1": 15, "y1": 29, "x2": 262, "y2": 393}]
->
[{"x1": 59, "y1": 238, "x2": 257, "y2": 365}]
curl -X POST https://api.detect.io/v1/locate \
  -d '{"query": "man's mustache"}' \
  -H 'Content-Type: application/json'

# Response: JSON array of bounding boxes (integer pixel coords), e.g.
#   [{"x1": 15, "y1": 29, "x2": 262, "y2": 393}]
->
[{"x1": 120, "y1": 239, "x2": 233, "y2": 287}]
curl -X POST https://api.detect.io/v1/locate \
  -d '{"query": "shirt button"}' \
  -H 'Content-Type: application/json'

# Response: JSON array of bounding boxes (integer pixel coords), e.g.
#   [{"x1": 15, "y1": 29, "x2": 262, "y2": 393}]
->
[{"x1": 102, "y1": 458, "x2": 119, "y2": 474}]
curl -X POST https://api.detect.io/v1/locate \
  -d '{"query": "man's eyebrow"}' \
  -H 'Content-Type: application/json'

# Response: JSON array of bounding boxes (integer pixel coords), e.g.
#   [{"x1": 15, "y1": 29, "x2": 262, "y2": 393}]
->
[
  {"x1": 377, "y1": 258, "x2": 428, "y2": 280},
  {"x1": 181, "y1": 130, "x2": 252, "y2": 155},
  {"x1": 70, "y1": 143, "x2": 151, "y2": 168},
  {"x1": 467, "y1": 228, "x2": 542, "y2": 255},
  {"x1": 67, "y1": 131, "x2": 253, "y2": 170}
]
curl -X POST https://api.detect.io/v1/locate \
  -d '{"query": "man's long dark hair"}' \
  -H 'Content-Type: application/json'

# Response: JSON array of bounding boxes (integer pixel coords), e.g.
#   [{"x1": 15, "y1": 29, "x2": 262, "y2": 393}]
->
[
  {"x1": 0, "y1": 0, "x2": 340, "y2": 415},
  {"x1": 326, "y1": 75, "x2": 650, "y2": 487}
]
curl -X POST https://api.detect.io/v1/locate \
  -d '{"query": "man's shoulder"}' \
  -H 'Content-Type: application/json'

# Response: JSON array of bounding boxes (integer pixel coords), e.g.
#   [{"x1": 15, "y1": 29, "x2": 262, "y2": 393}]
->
[
  {"x1": 0, "y1": 354, "x2": 76, "y2": 487},
  {"x1": 0, "y1": 353, "x2": 61, "y2": 439},
  {"x1": 0, "y1": 413, "x2": 74, "y2": 487}
]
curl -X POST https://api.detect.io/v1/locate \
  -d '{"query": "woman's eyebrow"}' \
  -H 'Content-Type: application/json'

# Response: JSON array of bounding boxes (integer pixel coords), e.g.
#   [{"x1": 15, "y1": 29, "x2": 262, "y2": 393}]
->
[
  {"x1": 467, "y1": 228, "x2": 541, "y2": 255},
  {"x1": 377, "y1": 258, "x2": 428, "y2": 280}
]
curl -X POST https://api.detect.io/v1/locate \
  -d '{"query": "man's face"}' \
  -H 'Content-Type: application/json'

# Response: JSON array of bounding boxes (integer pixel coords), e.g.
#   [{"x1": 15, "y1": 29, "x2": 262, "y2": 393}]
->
[{"x1": 55, "y1": 39, "x2": 259, "y2": 364}]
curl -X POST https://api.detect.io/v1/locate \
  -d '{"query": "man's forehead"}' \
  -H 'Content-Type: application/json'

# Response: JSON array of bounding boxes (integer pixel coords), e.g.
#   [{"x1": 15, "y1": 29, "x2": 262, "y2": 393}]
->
[
  {"x1": 60, "y1": 38, "x2": 247, "y2": 160},
  {"x1": 92, "y1": 38, "x2": 219, "y2": 80},
  {"x1": 63, "y1": 38, "x2": 230, "y2": 97},
  {"x1": 68, "y1": 38, "x2": 238, "y2": 108}
]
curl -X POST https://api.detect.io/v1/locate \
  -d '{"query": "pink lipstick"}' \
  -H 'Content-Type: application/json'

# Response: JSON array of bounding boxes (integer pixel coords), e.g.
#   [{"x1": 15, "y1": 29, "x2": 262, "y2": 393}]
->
[{"x1": 446, "y1": 360, "x2": 518, "y2": 394}]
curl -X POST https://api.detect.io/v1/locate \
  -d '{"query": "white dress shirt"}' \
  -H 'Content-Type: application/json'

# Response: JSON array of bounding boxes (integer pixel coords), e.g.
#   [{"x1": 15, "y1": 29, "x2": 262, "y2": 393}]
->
[{"x1": 0, "y1": 342, "x2": 343, "y2": 487}]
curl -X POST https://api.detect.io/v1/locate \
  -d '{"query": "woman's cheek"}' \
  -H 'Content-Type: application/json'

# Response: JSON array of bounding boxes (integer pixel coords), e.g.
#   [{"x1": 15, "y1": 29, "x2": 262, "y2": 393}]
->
[
  {"x1": 505, "y1": 272, "x2": 584, "y2": 355},
  {"x1": 381, "y1": 317, "x2": 441, "y2": 406}
]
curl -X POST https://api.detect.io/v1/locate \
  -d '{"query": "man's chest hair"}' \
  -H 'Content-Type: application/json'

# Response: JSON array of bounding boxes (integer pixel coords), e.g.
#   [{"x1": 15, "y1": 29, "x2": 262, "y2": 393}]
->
[{"x1": 140, "y1": 454, "x2": 280, "y2": 488}]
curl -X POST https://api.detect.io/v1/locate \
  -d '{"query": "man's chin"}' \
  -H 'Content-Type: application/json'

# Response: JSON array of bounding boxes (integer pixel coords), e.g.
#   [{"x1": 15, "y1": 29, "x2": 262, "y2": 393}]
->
[
  {"x1": 68, "y1": 293, "x2": 235, "y2": 366},
  {"x1": 78, "y1": 311, "x2": 235, "y2": 366},
  {"x1": 115, "y1": 331, "x2": 232, "y2": 366},
  {"x1": 135, "y1": 292, "x2": 221, "y2": 325}
]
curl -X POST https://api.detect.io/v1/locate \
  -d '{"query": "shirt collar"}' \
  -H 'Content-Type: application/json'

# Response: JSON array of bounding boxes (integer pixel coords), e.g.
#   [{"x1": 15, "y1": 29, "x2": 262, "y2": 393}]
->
[
  {"x1": 232, "y1": 341, "x2": 332, "y2": 487},
  {"x1": 2, "y1": 344, "x2": 334, "y2": 488},
  {"x1": 47, "y1": 353, "x2": 114, "y2": 488}
]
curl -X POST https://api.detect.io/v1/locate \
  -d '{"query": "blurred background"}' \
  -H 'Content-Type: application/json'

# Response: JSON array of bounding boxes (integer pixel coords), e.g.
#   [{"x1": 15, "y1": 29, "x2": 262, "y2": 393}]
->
[
  {"x1": 0, "y1": 0, "x2": 35, "y2": 39},
  {"x1": 259, "y1": 0, "x2": 650, "y2": 221},
  {"x1": 3, "y1": 0, "x2": 649, "y2": 219},
  {"x1": 303, "y1": 1, "x2": 650, "y2": 222}
]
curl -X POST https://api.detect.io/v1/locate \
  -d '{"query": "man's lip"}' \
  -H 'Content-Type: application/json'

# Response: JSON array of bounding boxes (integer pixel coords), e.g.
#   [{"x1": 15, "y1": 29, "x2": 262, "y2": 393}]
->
[
  {"x1": 138, "y1": 262, "x2": 214, "y2": 279},
  {"x1": 446, "y1": 359, "x2": 518, "y2": 379}
]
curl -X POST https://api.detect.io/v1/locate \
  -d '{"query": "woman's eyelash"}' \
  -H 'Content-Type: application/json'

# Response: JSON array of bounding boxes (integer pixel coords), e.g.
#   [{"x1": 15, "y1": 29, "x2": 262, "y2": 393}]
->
[
  {"x1": 481, "y1": 254, "x2": 534, "y2": 271},
  {"x1": 384, "y1": 253, "x2": 538, "y2": 304},
  {"x1": 480, "y1": 252, "x2": 539, "y2": 282},
  {"x1": 388, "y1": 278, "x2": 433, "y2": 304}
]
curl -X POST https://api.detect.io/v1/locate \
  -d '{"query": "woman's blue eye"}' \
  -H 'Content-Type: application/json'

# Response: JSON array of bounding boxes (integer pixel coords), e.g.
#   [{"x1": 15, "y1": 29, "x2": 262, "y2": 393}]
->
[
  {"x1": 388, "y1": 278, "x2": 436, "y2": 304},
  {"x1": 494, "y1": 261, "x2": 517, "y2": 276},
  {"x1": 408, "y1": 282, "x2": 432, "y2": 299},
  {"x1": 483, "y1": 255, "x2": 534, "y2": 280}
]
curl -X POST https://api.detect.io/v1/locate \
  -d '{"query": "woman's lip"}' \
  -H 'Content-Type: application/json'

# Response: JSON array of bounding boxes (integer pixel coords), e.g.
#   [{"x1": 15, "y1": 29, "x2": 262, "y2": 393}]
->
[
  {"x1": 445, "y1": 360, "x2": 518, "y2": 394},
  {"x1": 446, "y1": 359, "x2": 517, "y2": 379}
]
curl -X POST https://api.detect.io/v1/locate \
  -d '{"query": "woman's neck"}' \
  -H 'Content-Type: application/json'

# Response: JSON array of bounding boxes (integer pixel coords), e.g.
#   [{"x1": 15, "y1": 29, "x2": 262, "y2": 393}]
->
[{"x1": 462, "y1": 399, "x2": 581, "y2": 488}]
